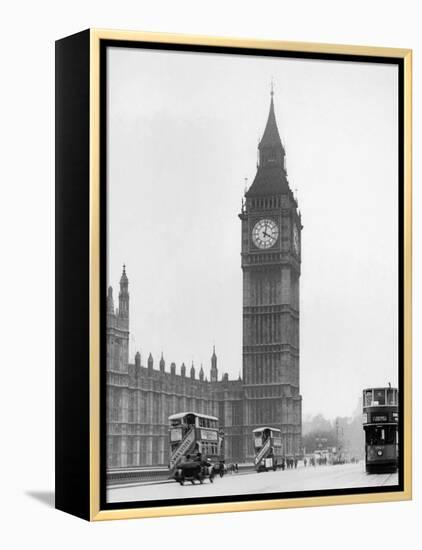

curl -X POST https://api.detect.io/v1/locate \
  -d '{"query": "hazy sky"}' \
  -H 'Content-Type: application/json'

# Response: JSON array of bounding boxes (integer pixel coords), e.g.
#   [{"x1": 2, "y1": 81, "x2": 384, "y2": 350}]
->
[{"x1": 107, "y1": 46, "x2": 398, "y2": 419}]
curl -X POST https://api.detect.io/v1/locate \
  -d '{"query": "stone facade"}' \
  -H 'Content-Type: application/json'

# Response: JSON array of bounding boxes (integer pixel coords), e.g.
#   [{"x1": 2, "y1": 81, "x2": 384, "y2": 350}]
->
[
  {"x1": 107, "y1": 274, "x2": 244, "y2": 468},
  {"x1": 106, "y1": 91, "x2": 302, "y2": 469}
]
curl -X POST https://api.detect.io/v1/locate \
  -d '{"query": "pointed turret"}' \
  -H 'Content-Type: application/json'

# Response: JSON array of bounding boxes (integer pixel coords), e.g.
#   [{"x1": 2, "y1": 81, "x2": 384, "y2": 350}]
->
[
  {"x1": 181, "y1": 363, "x2": 186, "y2": 377},
  {"x1": 120, "y1": 263, "x2": 128, "y2": 284},
  {"x1": 199, "y1": 364, "x2": 204, "y2": 381},
  {"x1": 210, "y1": 345, "x2": 218, "y2": 383},
  {"x1": 170, "y1": 362, "x2": 176, "y2": 375},
  {"x1": 190, "y1": 362, "x2": 195, "y2": 379},
  {"x1": 135, "y1": 351, "x2": 141, "y2": 368},
  {"x1": 107, "y1": 286, "x2": 115, "y2": 314},
  {"x1": 212, "y1": 345, "x2": 217, "y2": 361},
  {"x1": 118, "y1": 264, "x2": 129, "y2": 321},
  {"x1": 147, "y1": 352, "x2": 153, "y2": 371},
  {"x1": 159, "y1": 353, "x2": 165, "y2": 373}
]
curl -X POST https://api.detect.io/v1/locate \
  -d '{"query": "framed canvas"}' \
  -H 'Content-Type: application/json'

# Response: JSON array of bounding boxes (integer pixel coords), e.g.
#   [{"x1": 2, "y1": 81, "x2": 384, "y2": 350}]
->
[{"x1": 55, "y1": 29, "x2": 412, "y2": 521}]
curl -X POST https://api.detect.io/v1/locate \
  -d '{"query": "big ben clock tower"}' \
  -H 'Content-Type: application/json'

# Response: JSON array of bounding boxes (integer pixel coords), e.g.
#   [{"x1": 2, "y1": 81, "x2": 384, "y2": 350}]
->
[{"x1": 239, "y1": 88, "x2": 302, "y2": 460}]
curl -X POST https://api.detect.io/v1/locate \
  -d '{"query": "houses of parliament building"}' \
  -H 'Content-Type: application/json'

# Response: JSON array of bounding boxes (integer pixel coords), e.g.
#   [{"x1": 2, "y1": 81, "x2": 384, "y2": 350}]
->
[{"x1": 107, "y1": 90, "x2": 303, "y2": 469}]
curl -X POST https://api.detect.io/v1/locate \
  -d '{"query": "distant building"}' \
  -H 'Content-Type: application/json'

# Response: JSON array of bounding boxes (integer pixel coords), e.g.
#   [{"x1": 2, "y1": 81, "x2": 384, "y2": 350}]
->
[{"x1": 107, "y1": 90, "x2": 302, "y2": 468}]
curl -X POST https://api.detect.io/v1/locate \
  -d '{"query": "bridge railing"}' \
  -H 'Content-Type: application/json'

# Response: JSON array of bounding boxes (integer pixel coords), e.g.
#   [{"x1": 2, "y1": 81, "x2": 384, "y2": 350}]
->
[
  {"x1": 107, "y1": 467, "x2": 170, "y2": 486},
  {"x1": 107, "y1": 463, "x2": 256, "y2": 485}
]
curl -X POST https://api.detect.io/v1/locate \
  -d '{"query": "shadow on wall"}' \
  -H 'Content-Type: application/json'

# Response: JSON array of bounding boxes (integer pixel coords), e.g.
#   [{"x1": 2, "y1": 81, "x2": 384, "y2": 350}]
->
[{"x1": 25, "y1": 491, "x2": 55, "y2": 508}]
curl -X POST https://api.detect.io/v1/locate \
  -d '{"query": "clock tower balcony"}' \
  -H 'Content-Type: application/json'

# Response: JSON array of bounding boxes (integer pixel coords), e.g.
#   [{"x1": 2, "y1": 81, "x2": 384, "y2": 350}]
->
[{"x1": 241, "y1": 251, "x2": 301, "y2": 274}]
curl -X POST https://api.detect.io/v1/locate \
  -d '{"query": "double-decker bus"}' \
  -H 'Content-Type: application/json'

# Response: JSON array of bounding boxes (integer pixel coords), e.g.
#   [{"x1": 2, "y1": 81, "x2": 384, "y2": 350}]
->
[
  {"x1": 362, "y1": 387, "x2": 398, "y2": 473},
  {"x1": 253, "y1": 427, "x2": 283, "y2": 472},
  {"x1": 168, "y1": 412, "x2": 223, "y2": 471}
]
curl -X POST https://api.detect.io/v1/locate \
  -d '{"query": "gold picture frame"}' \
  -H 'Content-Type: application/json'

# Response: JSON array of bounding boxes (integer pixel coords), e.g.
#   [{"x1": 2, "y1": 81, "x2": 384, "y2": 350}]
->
[{"x1": 55, "y1": 28, "x2": 412, "y2": 521}]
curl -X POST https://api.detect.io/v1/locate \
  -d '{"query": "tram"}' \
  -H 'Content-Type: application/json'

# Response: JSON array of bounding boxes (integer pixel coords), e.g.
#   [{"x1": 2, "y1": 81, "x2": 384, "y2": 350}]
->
[
  {"x1": 253, "y1": 427, "x2": 283, "y2": 472},
  {"x1": 362, "y1": 387, "x2": 398, "y2": 473},
  {"x1": 168, "y1": 412, "x2": 223, "y2": 471}
]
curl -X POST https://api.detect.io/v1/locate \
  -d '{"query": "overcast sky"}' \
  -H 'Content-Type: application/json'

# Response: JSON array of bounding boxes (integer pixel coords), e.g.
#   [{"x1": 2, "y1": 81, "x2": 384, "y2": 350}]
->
[{"x1": 107, "y1": 46, "x2": 398, "y2": 419}]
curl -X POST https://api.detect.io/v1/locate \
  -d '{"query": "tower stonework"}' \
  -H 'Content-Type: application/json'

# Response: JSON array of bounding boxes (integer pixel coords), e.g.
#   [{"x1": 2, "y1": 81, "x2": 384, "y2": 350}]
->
[{"x1": 239, "y1": 91, "x2": 302, "y2": 460}]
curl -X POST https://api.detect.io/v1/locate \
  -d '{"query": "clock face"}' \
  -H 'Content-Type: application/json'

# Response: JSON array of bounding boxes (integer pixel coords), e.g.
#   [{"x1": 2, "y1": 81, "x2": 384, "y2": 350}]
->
[
  {"x1": 293, "y1": 224, "x2": 300, "y2": 254},
  {"x1": 252, "y1": 219, "x2": 279, "y2": 249}
]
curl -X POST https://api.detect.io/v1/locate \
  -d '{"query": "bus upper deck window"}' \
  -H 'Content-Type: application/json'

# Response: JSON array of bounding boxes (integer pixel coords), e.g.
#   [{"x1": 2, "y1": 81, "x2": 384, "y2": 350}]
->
[
  {"x1": 365, "y1": 391, "x2": 372, "y2": 406},
  {"x1": 387, "y1": 389, "x2": 396, "y2": 405},
  {"x1": 374, "y1": 389, "x2": 386, "y2": 405}
]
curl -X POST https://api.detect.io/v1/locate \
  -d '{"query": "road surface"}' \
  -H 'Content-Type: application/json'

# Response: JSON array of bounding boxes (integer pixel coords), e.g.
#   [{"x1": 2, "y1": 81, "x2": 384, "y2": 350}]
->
[{"x1": 107, "y1": 462, "x2": 398, "y2": 503}]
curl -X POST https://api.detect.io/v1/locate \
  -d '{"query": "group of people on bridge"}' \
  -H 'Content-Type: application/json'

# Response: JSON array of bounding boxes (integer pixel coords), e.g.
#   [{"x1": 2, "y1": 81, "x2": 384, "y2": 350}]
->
[{"x1": 283, "y1": 457, "x2": 298, "y2": 469}]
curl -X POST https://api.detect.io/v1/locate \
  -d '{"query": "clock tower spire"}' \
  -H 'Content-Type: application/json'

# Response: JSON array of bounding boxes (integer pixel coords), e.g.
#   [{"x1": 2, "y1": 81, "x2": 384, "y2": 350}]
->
[
  {"x1": 257, "y1": 85, "x2": 286, "y2": 170},
  {"x1": 246, "y1": 89, "x2": 289, "y2": 199},
  {"x1": 239, "y1": 88, "x2": 302, "y2": 461}
]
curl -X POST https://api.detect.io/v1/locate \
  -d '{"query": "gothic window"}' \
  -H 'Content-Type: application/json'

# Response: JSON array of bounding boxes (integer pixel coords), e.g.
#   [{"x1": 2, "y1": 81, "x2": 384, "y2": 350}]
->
[
  {"x1": 139, "y1": 439, "x2": 146, "y2": 465},
  {"x1": 152, "y1": 398, "x2": 159, "y2": 424},
  {"x1": 152, "y1": 437, "x2": 158, "y2": 465},
  {"x1": 232, "y1": 402, "x2": 242, "y2": 426},
  {"x1": 141, "y1": 394, "x2": 147, "y2": 419},
  {"x1": 126, "y1": 438, "x2": 133, "y2": 466}
]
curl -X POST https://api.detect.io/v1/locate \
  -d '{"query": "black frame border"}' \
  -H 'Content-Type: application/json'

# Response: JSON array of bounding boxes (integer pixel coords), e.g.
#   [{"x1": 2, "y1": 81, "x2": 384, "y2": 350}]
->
[{"x1": 55, "y1": 29, "x2": 91, "y2": 520}]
